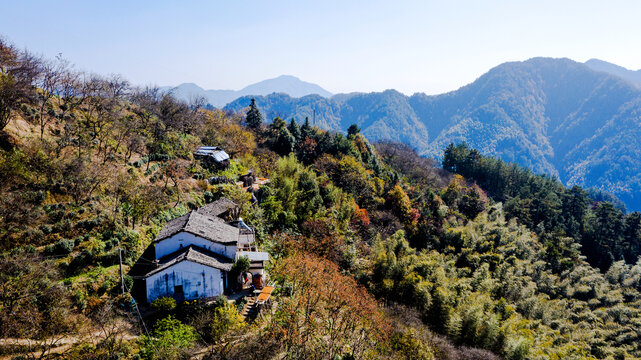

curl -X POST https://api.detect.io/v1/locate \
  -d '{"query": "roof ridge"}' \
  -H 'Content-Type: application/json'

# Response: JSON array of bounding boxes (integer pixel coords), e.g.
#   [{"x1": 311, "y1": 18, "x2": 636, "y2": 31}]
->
[
  {"x1": 153, "y1": 212, "x2": 191, "y2": 242},
  {"x1": 189, "y1": 209, "x2": 219, "y2": 221},
  {"x1": 154, "y1": 208, "x2": 240, "y2": 245}
]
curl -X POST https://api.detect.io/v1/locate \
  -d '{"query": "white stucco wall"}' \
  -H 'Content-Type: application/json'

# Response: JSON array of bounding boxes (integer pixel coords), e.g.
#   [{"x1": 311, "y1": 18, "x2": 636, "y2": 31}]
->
[
  {"x1": 155, "y1": 231, "x2": 237, "y2": 259},
  {"x1": 145, "y1": 260, "x2": 225, "y2": 303}
]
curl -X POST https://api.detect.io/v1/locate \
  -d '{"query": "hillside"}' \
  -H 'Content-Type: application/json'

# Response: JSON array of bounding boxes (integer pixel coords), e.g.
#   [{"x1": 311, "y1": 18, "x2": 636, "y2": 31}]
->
[
  {"x1": 225, "y1": 58, "x2": 641, "y2": 211},
  {"x1": 163, "y1": 75, "x2": 332, "y2": 107},
  {"x1": 3, "y1": 39, "x2": 641, "y2": 360}
]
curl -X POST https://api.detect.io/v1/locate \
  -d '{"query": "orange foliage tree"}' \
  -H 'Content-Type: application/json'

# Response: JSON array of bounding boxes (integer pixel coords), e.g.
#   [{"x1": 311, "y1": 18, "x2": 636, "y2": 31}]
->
[
  {"x1": 269, "y1": 252, "x2": 390, "y2": 360},
  {"x1": 299, "y1": 219, "x2": 346, "y2": 264},
  {"x1": 351, "y1": 203, "x2": 371, "y2": 230}
]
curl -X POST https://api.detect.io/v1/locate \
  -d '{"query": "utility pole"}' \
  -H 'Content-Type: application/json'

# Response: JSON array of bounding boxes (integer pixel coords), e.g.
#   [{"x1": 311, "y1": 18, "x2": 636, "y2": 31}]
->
[{"x1": 119, "y1": 247, "x2": 125, "y2": 294}]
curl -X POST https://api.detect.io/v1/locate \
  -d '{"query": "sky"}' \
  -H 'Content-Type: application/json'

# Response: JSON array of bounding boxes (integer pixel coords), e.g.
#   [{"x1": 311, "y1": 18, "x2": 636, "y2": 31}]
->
[{"x1": 2, "y1": 0, "x2": 640, "y2": 95}]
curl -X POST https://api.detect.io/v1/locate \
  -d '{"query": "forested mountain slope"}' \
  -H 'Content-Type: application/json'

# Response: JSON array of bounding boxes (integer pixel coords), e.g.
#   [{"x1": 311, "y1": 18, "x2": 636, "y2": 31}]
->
[{"x1": 225, "y1": 58, "x2": 641, "y2": 211}]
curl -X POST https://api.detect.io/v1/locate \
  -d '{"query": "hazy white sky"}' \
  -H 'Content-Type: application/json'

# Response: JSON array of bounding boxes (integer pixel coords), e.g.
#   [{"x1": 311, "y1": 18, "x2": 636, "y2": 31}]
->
[{"x1": 2, "y1": 0, "x2": 640, "y2": 95}]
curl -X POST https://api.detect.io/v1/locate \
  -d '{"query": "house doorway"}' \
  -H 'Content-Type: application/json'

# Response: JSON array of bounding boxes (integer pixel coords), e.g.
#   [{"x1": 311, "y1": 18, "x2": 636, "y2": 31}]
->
[{"x1": 174, "y1": 285, "x2": 184, "y2": 302}]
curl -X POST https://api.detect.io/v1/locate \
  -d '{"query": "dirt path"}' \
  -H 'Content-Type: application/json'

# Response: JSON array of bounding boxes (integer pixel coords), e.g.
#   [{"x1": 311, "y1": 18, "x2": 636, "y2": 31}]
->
[{"x1": 0, "y1": 332, "x2": 138, "y2": 359}]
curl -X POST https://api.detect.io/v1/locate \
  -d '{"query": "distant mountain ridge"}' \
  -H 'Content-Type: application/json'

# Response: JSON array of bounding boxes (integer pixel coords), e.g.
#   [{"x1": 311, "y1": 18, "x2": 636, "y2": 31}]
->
[
  {"x1": 225, "y1": 58, "x2": 641, "y2": 211},
  {"x1": 585, "y1": 59, "x2": 641, "y2": 88},
  {"x1": 162, "y1": 75, "x2": 332, "y2": 107}
]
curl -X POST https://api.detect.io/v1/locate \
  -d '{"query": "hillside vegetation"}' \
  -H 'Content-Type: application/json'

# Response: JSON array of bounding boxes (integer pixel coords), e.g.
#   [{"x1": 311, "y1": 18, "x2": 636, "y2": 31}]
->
[
  {"x1": 225, "y1": 58, "x2": 641, "y2": 211},
  {"x1": 1, "y1": 38, "x2": 641, "y2": 360}
]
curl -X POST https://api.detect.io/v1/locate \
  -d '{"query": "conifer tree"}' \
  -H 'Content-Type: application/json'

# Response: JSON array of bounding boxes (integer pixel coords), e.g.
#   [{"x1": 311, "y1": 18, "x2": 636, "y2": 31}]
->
[
  {"x1": 347, "y1": 124, "x2": 360, "y2": 138},
  {"x1": 288, "y1": 118, "x2": 301, "y2": 143},
  {"x1": 245, "y1": 98, "x2": 262, "y2": 128},
  {"x1": 301, "y1": 116, "x2": 314, "y2": 139}
]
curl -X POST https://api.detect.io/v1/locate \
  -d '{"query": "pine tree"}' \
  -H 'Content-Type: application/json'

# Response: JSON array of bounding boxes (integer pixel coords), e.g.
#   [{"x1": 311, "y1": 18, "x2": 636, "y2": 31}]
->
[
  {"x1": 301, "y1": 117, "x2": 313, "y2": 139},
  {"x1": 288, "y1": 118, "x2": 301, "y2": 143},
  {"x1": 623, "y1": 212, "x2": 641, "y2": 262},
  {"x1": 245, "y1": 98, "x2": 262, "y2": 128},
  {"x1": 347, "y1": 124, "x2": 360, "y2": 137}
]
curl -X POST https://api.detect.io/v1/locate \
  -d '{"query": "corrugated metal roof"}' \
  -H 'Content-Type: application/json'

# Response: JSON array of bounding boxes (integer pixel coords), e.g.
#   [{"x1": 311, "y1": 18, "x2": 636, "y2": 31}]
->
[
  {"x1": 211, "y1": 150, "x2": 230, "y2": 162},
  {"x1": 194, "y1": 146, "x2": 230, "y2": 162}
]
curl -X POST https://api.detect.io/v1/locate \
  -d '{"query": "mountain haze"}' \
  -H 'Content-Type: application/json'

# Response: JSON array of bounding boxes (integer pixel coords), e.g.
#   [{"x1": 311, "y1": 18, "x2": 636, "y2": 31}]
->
[
  {"x1": 585, "y1": 58, "x2": 641, "y2": 88},
  {"x1": 163, "y1": 75, "x2": 332, "y2": 107},
  {"x1": 225, "y1": 58, "x2": 641, "y2": 211}
]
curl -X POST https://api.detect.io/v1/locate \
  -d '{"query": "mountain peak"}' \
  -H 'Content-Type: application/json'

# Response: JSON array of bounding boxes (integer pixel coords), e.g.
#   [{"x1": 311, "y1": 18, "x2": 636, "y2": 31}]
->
[
  {"x1": 239, "y1": 75, "x2": 332, "y2": 99},
  {"x1": 165, "y1": 75, "x2": 332, "y2": 107},
  {"x1": 175, "y1": 82, "x2": 205, "y2": 91},
  {"x1": 273, "y1": 74, "x2": 301, "y2": 80}
]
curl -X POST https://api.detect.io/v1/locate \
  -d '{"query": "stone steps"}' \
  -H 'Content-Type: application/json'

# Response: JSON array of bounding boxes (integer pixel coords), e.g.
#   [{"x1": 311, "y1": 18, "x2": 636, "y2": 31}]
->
[{"x1": 241, "y1": 297, "x2": 259, "y2": 321}]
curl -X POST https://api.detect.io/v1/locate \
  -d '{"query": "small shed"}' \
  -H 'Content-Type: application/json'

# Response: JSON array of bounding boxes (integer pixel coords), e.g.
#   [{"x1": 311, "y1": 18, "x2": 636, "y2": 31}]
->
[{"x1": 194, "y1": 146, "x2": 230, "y2": 168}]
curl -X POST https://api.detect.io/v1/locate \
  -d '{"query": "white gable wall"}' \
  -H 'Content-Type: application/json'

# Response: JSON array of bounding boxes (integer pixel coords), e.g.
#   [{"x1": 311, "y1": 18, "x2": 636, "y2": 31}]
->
[
  {"x1": 155, "y1": 231, "x2": 237, "y2": 259},
  {"x1": 146, "y1": 260, "x2": 225, "y2": 302}
]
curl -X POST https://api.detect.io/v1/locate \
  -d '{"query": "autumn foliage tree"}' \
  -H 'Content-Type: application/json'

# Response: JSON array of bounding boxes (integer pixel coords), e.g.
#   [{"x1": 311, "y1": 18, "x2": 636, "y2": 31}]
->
[
  {"x1": 387, "y1": 184, "x2": 420, "y2": 227},
  {"x1": 269, "y1": 252, "x2": 390, "y2": 359},
  {"x1": 201, "y1": 109, "x2": 255, "y2": 157}
]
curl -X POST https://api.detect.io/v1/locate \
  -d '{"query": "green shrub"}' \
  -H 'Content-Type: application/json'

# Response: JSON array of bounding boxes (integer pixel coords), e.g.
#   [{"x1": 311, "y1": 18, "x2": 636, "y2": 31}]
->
[
  {"x1": 139, "y1": 315, "x2": 197, "y2": 360},
  {"x1": 231, "y1": 256, "x2": 250, "y2": 281},
  {"x1": 203, "y1": 191, "x2": 214, "y2": 203},
  {"x1": 45, "y1": 238, "x2": 75, "y2": 255},
  {"x1": 151, "y1": 296, "x2": 177, "y2": 311},
  {"x1": 18, "y1": 244, "x2": 37, "y2": 254}
]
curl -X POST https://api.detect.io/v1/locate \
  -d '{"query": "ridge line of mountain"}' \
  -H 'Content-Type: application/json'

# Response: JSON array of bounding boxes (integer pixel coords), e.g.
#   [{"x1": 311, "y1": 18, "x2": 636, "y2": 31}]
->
[{"x1": 223, "y1": 57, "x2": 641, "y2": 211}]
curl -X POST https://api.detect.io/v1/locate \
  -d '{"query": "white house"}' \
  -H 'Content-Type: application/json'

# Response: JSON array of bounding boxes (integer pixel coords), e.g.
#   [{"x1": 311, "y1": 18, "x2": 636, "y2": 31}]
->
[
  {"x1": 145, "y1": 245, "x2": 232, "y2": 301},
  {"x1": 141, "y1": 198, "x2": 269, "y2": 303}
]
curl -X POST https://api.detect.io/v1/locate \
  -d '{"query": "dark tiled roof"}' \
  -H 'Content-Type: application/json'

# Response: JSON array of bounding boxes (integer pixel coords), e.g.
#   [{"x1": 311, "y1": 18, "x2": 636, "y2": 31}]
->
[
  {"x1": 196, "y1": 197, "x2": 238, "y2": 218},
  {"x1": 144, "y1": 245, "x2": 234, "y2": 278},
  {"x1": 128, "y1": 245, "x2": 158, "y2": 278},
  {"x1": 154, "y1": 211, "x2": 239, "y2": 245},
  {"x1": 154, "y1": 212, "x2": 190, "y2": 241}
]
